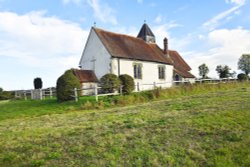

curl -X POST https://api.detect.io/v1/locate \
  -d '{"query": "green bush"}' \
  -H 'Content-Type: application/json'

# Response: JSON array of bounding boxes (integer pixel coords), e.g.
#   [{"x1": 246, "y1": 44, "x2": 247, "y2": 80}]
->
[
  {"x1": 99, "y1": 74, "x2": 121, "y2": 93},
  {"x1": 56, "y1": 69, "x2": 81, "y2": 102},
  {"x1": 237, "y1": 73, "x2": 248, "y2": 81},
  {"x1": 119, "y1": 74, "x2": 135, "y2": 94},
  {"x1": 33, "y1": 77, "x2": 43, "y2": 89},
  {"x1": 0, "y1": 87, "x2": 13, "y2": 100}
]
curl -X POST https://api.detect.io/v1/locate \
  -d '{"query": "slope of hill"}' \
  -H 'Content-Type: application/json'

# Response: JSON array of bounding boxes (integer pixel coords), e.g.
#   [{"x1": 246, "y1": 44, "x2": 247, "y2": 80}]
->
[{"x1": 0, "y1": 84, "x2": 249, "y2": 166}]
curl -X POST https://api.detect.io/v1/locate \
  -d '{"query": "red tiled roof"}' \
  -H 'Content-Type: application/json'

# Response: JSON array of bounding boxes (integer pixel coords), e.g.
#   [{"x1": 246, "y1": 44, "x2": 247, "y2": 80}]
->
[
  {"x1": 93, "y1": 27, "x2": 195, "y2": 78},
  {"x1": 73, "y1": 69, "x2": 98, "y2": 83},
  {"x1": 94, "y1": 28, "x2": 173, "y2": 65},
  {"x1": 169, "y1": 50, "x2": 195, "y2": 78},
  {"x1": 174, "y1": 69, "x2": 195, "y2": 78}
]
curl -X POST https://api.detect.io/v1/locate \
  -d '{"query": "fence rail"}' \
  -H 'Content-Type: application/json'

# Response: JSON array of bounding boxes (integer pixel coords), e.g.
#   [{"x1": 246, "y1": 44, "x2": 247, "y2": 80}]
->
[
  {"x1": 14, "y1": 88, "x2": 55, "y2": 100},
  {"x1": 14, "y1": 78, "x2": 246, "y2": 101},
  {"x1": 72, "y1": 86, "x2": 122, "y2": 102}
]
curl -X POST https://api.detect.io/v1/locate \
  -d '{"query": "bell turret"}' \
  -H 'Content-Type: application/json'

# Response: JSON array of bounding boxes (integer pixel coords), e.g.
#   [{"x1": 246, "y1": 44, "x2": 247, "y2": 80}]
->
[{"x1": 137, "y1": 23, "x2": 155, "y2": 43}]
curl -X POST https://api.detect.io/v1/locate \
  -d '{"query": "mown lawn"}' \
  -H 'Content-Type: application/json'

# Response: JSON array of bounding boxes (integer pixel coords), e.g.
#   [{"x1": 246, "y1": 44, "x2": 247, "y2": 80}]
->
[
  {"x1": 0, "y1": 84, "x2": 249, "y2": 166},
  {"x1": 0, "y1": 96, "x2": 101, "y2": 121}
]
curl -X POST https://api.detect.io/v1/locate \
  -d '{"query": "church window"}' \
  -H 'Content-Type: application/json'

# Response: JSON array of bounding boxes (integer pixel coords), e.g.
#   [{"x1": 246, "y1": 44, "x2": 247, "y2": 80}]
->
[
  {"x1": 134, "y1": 63, "x2": 142, "y2": 79},
  {"x1": 158, "y1": 66, "x2": 165, "y2": 79}
]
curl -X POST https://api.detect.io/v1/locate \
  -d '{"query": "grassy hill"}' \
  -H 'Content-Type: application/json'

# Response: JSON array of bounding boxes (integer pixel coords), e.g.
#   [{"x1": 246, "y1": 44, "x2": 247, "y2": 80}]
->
[{"x1": 0, "y1": 83, "x2": 249, "y2": 166}]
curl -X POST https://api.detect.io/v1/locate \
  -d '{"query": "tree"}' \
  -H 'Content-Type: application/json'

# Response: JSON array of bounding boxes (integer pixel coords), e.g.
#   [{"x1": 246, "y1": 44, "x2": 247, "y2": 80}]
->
[
  {"x1": 237, "y1": 73, "x2": 248, "y2": 81},
  {"x1": 99, "y1": 74, "x2": 121, "y2": 93},
  {"x1": 119, "y1": 74, "x2": 135, "y2": 94},
  {"x1": 34, "y1": 77, "x2": 43, "y2": 89},
  {"x1": 198, "y1": 63, "x2": 209, "y2": 79},
  {"x1": 238, "y1": 54, "x2": 250, "y2": 76},
  {"x1": 56, "y1": 69, "x2": 81, "y2": 102},
  {"x1": 0, "y1": 87, "x2": 12, "y2": 100},
  {"x1": 215, "y1": 65, "x2": 233, "y2": 78}
]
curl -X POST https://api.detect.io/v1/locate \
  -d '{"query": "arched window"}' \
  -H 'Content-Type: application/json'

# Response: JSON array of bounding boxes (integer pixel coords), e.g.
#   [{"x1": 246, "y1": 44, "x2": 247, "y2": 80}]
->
[{"x1": 175, "y1": 74, "x2": 180, "y2": 81}]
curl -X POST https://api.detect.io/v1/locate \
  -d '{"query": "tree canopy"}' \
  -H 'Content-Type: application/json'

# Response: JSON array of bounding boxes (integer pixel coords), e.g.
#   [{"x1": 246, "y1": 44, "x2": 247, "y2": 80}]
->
[
  {"x1": 99, "y1": 74, "x2": 121, "y2": 93},
  {"x1": 238, "y1": 54, "x2": 250, "y2": 76},
  {"x1": 215, "y1": 65, "x2": 234, "y2": 78},
  {"x1": 34, "y1": 77, "x2": 43, "y2": 89},
  {"x1": 198, "y1": 63, "x2": 209, "y2": 79},
  {"x1": 56, "y1": 69, "x2": 81, "y2": 102},
  {"x1": 237, "y1": 73, "x2": 248, "y2": 81},
  {"x1": 119, "y1": 74, "x2": 135, "y2": 94}
]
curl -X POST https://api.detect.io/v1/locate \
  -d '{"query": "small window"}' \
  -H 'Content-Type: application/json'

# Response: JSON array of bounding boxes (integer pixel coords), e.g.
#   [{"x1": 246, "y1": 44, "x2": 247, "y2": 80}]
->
[
  {"x1": 134, "y1": 63, "x2": 142, "y2": 79},
  {"x1": 158, "y1": 66, "x2": 165, "y2": 79}
]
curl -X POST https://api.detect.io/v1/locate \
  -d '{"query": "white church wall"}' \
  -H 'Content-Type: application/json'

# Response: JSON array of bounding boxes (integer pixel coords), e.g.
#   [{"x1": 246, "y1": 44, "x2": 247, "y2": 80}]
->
[
  {"x1": 112, "y1": 58, "x2": 173, "y2": 91},
  {"x1": 79, "y1": 28, "x2": 111, "y2": 79},
  {"x1": 174, "y1": 74, "x2": 196, "y2": 84},
  {"x1": 81, "y1": 82, "x2": 97, "y2": 95},
  {"x1": 185, "y1": 78, "x2": 196, "y2": 84}
]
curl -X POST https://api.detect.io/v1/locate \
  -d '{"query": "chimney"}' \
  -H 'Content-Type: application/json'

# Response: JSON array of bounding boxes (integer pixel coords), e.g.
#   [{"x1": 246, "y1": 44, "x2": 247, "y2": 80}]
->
[{"x1": 163, "y1": 37, "x2": 168, "y2": 54}]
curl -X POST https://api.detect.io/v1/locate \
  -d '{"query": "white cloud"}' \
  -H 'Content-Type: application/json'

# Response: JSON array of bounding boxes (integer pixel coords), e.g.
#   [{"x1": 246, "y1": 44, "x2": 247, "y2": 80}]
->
[
  {"x1": 154, "y1": 14, "x2": 162, "y2": 24},
  {"x1": 87, "y1": 0, "x2": 117, "y2": 25},
  {"x1": 152, "y1": 22, "x2": 182, "y2": 48},
  {"x1": 225, "y1": 0, "x2": 246, "y2": 5},
  {"x1": 203, "y1": 6, "x2": 241, "y2": 30},
  {"x1": 0, "y1": 11, "x2": 89, "y2": 90},
  {"x1": 62, "y1": 0, "x2": 81, "y2": 5},
  {"x1": 61, "y1": 0, "x2": 117, "y2": 25},
  {"x1": 137, "y1": 0, "x2": 143, "y2": 4},
  {"x1": 203, "y1": 1, "x2": 245, "y2": 31},
  {"x1": 186, "y1": 28, "x2": 250, "y2": 78}
]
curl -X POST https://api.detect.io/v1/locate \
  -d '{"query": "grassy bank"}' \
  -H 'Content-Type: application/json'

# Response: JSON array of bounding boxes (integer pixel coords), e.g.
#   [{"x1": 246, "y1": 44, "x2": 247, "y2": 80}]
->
[
  {"x1": 0, "y1": 83, "x2": 249, "y2": 166},
  {"x1": 0, "y1": 82, "x2": 249, "y2": 121}
]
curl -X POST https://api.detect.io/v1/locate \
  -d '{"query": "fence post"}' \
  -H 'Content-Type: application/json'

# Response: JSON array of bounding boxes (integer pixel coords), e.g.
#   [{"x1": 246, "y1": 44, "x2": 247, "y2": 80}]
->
[
  {"x1": 31, "y1": 90, "x2": 33, "y2": 99},
  {"x1": 49, "y1": 87, "x2": 53, "y2": 99},
  {"x1": 74, "y1": 88, "x2": 78, "y2": 102},
  {"x1": 94, "y1": 85, "x2": 98, "y2": 102},
  {"x1": 153, "y1": 82, "x2": 156, "y2": 89},
  {"x1": 137, "y1": 82, "x2": 140, "y2": 91},
  {"x1": 42, "y1": 89, "x2": 45, "y2": 99},
  {"x1": 24, "y1": 91, "x2": 27, "y2": 100},
  {"x1": 120, "y1": 86, "x2": 123, "y2": 96},
  {"x1": 39, "y1": 89, "x2": 43, "y2": 100}
]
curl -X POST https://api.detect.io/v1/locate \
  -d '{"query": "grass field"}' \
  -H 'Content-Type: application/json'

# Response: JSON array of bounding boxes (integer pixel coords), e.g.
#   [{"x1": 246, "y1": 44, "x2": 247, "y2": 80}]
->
[{"x1": 0, "y1": 83, "x2": 249, "y2": 166}]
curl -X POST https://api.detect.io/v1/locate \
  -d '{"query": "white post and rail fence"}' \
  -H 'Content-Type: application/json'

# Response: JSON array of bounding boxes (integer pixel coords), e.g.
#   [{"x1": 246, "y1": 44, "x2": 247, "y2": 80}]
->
[
  {"x1": 14, "y1": 88, "x2": 55, "y2": 100},
  {"x1": 14, "y1": 78, "x2": 242, "y2": 101},
  {"x1": 72, "y1": 85, "x2": 123, "y2": 102}
]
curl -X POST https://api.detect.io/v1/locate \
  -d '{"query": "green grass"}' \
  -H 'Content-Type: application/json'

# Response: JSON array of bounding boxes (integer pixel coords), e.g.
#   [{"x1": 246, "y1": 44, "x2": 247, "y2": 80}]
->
[
  {"x1": 0, "y1": 96, "x2": 104, "y2": 121},
  {"x1": 0, "y1": 83, "x2": 249, "y2": 166},
  {"x1": 0, "y1": 82, "x2": 247, "y2": 121}
]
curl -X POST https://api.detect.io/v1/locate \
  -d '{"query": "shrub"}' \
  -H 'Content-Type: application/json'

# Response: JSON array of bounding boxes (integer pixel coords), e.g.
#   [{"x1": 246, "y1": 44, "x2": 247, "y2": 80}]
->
[
  {"x1": 99, "y1": 74, "x2": 121, "y2": 93},
  {"x1": 237, "y1": 73, "x2": 248, "y2": 81},
  {"x1": 0, "y1": 87, "x2": 13, "y2": 100},
  {"x1": 119, "y1": 74, "x2": 135, "y2": 94},
  {"x1": 56, "y1": 69, "x2": 81, "y2": 102},
  {"x1": 33, "y1": 77, "x2": 43, "y2": 89}
]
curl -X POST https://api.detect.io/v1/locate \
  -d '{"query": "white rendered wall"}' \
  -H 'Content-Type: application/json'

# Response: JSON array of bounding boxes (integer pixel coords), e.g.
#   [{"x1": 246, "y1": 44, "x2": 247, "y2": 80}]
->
[
  {"x1": 79, "y1": 29, "x2": 111, "y2": 79},
  {"x1": 174, "y1": 75, "x2": 196, "y2": 84},
  {"x1": 112, "y1": 58, "x2": 173, "y2": 91},
  {"x1": 81, "y1": 82, "x2": 97, "y2": 95}
]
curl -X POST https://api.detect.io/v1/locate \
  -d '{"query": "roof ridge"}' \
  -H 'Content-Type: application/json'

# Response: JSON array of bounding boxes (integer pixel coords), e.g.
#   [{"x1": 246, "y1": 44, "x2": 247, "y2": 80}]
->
[
  {"x1": 93, "y1": 27, "x2": 174, "y2": 65},
  {"x1": 93, "y1": 27, "x2": 143, "y2": 41}
]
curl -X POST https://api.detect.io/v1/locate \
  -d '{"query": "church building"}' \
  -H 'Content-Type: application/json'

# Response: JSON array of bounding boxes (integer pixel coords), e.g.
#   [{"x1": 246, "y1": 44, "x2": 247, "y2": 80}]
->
[{"x1": 78, "y1": 23, "x2": 195, "y2": 91}]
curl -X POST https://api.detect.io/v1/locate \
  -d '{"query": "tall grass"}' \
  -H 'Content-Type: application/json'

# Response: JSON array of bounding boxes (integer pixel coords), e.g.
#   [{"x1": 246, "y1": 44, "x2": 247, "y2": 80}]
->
[
  {"x1": 112, "y1": 82, "x2": 249, "y2": 106},
  {"x1": 0, "y1": 82, "x2": 248, "y2": 121},
  {"x1": 0, "y1": 82, "x2": 249, "y2": 166}
]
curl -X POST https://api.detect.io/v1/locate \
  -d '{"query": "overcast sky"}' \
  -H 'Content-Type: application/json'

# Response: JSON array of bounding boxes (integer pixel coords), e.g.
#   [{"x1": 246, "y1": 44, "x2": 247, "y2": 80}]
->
[{"x1": 0, "y1": 0, "x2": 250, "y2": 90}]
